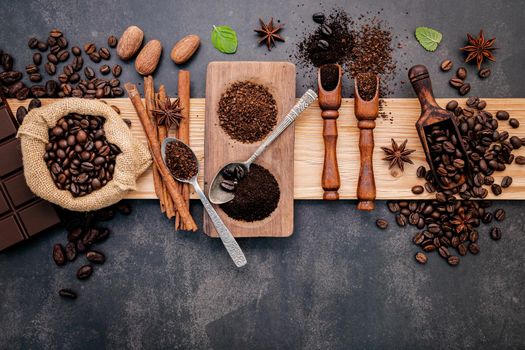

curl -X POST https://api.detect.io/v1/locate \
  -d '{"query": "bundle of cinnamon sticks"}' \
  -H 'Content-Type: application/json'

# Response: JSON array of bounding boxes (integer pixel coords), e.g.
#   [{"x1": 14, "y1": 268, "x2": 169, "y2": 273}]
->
[{"x1": 125, "y1": 71, "x2": 196, "y2": 231}]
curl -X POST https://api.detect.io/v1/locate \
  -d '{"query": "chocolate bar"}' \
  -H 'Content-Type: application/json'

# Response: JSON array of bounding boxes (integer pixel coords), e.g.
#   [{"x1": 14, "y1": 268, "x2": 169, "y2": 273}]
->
[{"x1": 0, "y1": 95, "x2": 60, "y2": 251}]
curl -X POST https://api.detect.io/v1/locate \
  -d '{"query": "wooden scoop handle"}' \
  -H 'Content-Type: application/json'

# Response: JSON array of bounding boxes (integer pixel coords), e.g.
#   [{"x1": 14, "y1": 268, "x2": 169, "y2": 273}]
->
[
  {"x1": 322, "y1": 111, "x2": 340, "y2": 200},
  {"x1": 357, "y1": 121, "x2": 376, "y2": 210}
]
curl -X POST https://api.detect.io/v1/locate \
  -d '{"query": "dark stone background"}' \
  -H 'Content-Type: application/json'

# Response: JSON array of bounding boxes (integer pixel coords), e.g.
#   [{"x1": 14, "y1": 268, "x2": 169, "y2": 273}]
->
[{"x1": 1, "y1": 0, "x2": 524, "y2": 348}]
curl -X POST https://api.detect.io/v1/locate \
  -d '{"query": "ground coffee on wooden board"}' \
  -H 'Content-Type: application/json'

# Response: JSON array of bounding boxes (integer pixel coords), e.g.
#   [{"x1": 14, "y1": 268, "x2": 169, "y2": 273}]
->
[
  {"x1": 218, "y1": 81, "x2": 277, "y2": 144},
  {"x1": 165, "y1": 140, "x2": 198, "y2": 180},
  {"x1": 220, "y1": 163, "x2": 280, "y2": 222}
]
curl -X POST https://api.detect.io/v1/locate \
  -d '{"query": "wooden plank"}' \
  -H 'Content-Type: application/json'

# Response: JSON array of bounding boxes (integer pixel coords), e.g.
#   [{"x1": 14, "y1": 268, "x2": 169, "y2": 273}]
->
[
  {"x1": 203, "y1": 62, "x2": 296, "y2": 237},
  {"x1": 8, "y1": 97, "x2": 525, "y2": 200}
]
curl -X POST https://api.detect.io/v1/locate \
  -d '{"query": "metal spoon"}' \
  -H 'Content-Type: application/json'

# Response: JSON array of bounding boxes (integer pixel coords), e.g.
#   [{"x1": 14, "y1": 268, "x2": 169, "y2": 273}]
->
[
  {"x1": 209, "y1": 89, "x2": 318, "y2": 204},
  {"x1": 161, "y1": 137, "x2": 247, "y2": 268}
]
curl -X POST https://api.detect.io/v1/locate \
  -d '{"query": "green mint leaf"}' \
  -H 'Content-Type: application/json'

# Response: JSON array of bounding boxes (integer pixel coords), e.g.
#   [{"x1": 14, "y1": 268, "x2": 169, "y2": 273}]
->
[
  {"x1": 415, "y1": 27, "x2": 442, "y2": 52},
  {"x1": 211, "y1": 25, "x2": 238, "y2": 54}
]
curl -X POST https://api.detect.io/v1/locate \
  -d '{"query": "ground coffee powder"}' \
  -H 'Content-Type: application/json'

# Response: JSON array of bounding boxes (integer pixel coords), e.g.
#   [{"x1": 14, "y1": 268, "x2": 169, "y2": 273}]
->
[
  {"x1": 320, "y1": 64, "x2": 340, "y2": 91},
  {"x1": 218, "y1": 81, "x2": 277, "y2": 144},
  {"x1": 165, "y1": 140, "x2": 198, "y2": 180},
  {"x1": 220, "y1": 163, "x2": 280, "y2": 222},
  {"x1": 356, "y1": 73, "x2": 377, "y2": 101}
]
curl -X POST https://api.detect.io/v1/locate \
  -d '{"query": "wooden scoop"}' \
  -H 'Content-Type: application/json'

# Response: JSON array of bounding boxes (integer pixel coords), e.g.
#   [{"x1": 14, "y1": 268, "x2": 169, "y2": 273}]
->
[
  {"x1": 408, "y1": 65, "x2": 472, "y2": 190},
  {"x1": 354, "y1": 73, "x2": 380, "y2": 211},
  {"x1": 318, "y1": 64, "x2": 342, "y2": 200}
]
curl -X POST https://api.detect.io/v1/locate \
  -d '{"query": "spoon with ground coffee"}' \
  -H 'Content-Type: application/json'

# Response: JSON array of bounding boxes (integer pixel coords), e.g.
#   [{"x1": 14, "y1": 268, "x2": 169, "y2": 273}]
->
[
  {"x1": 161, "y1": 138, "x2": 247, "y2": 268},
  {"x1": 209, "y1": 89, "x2": 318, "y2": 204}
]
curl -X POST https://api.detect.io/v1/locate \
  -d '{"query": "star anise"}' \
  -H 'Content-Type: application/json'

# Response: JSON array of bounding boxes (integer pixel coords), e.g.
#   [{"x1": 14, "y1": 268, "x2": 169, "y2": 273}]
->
[
  {"x1": 460, "y1": 30, "x2": 496, "y2": 70},
  {"x1": 254, "y1": 17, "x2": 285, "y2": 51},
  {"x1": 381, "y1": 139, "x2": 415, "y2": 171},
  {"x1": 152, "y1": 96, "x2": 183, "y2": 129},
  {"x1": 450, "y1": 207, "x2": 475, "y2": 233}
]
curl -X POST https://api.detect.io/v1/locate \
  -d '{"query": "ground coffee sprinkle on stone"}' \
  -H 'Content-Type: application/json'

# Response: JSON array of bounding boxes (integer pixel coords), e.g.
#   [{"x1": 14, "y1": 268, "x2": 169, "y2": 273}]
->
[
  {"x1": 220, "y1": 164, "x2": 280, "y2": 222},
  {"x1": 218, "y1": 81, "x2": 277, "y2": 144}
]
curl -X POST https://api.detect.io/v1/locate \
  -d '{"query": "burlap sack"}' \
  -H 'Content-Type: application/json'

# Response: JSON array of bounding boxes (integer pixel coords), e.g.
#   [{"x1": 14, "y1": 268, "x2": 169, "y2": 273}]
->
[{"x1": 17, "y1": 98, "x2": 152, "y2": 211}]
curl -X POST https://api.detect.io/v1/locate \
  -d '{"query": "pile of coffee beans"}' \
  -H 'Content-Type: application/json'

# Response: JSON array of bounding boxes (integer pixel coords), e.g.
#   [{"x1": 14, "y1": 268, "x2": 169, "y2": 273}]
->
[
  {"x1": 441, "y1": 58, "x2": 493, "y2": 96},
  {"x1": 381, "y1": 98, "x2": 522, "y2": 266},
  {"x1": 220, "y1": 164, "x2": 280, "y2": 222},
  {"x1": 54, "y1": 202, "x2": 132, "y2": 299},
  {"x1": 218, "y1": 81, "x2": 277, "y2": 143},
  {"x1": 165, "y1": 140, "x2": 198, "y2": 180},
  {"x1": 0, "y1": 29, "x2": 123, "y2": 100},
  {"x1": 45, "y1": 113, "x2": 121, "y2": 197},
  {"x1": 220, "y1": 164, "x2": 246, "y2": 193}
]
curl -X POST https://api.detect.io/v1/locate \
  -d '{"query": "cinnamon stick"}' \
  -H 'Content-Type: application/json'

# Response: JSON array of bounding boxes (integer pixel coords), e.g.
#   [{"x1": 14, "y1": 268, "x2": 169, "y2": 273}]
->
[
  {"x1": 178, "y1": 70, "x2": 191, "y2": 226},
  {"x1": 144, "y1": 76, "x2": 165, "y2": 212},
  {"x1": 125, "y1": 82, "x2": 198, "y2": 231},
  {"x1": 157, "y1": 84, "x2": 176, "y2": 219}
]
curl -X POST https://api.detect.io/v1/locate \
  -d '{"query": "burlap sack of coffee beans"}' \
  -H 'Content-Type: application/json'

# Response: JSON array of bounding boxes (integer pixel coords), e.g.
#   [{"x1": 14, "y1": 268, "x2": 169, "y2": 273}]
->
[{"x1": 17, "y1": 98, "x2": 151, "y2": 211}]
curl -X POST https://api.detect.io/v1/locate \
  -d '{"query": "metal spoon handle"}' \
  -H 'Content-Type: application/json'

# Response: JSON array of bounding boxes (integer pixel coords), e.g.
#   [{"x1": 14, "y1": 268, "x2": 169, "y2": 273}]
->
[
  {"x1": 246, "y1": 89, "x2": 318, "y2": 166},
  {"x1": 192, "y1": 180, "x2": 247, "y2": 268}
]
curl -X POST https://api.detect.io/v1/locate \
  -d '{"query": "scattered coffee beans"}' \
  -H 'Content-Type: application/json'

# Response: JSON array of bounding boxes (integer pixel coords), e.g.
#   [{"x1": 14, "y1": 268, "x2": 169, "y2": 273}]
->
[
  {"x1": 376, "y1": 219, "x2": 388, "y2": 229},
  {"x1": 440, "y1": 59, "x2": 453, "y2": 72},
  {"x1": 58, "y1": 288, "x2": 77, "y2": 299}
]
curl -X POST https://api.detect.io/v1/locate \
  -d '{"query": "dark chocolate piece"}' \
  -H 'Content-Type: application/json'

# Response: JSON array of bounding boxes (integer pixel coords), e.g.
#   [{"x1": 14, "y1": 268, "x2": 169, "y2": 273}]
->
[{"x1": 0, "y1": 95, "x2": 60, "y2": 251}]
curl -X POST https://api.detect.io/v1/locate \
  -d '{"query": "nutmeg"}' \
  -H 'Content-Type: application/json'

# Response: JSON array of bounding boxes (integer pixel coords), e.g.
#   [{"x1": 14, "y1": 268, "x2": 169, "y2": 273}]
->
[
  {"x1": 170, "y1": 34, "x2": 200, "y2": 65},
  {"x1": 135, "y1": 39, "x2": 163, "y2": 75},
  {"x1": 116, "y1": 25, "x2": 144, "y2": 60}
]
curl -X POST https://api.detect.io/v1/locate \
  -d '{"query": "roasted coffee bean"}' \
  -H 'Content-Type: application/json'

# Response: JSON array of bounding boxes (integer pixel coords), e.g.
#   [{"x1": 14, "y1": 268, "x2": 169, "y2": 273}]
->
[
  {"x1": 496, "y1": 111, "x2": 509, "y2": 120},
  {"x1": 71, "y1": 46, "x2": 81, "y2": 56},
  {"x1": 45, "y1": 80, "x2": 58, "y2": 96},
  {"x1": 15, "y1": 87, "x2": 30, "y2": 100},
  {"x1": 456, "y1": 67, "x2": 467, "y2": 80},
  {"x1": 89, "y1": 52, "x2": 101, "y2": 63},
  {"x1": 220, "y1": 179, "x2": 236, "y2": 192},
  {"x1": 490, "y1": 227, "x2": 502, "y2": 240},
  {"x1": 37, "y1": 41, "x2": 48, "y2": 51},
  {"x1": 387, "y1": 201, "x2": 400, "y2": 213},
  {"x1": 440, "y1": 59, "x2": 453, "y2": 72},
  {"x1": 459, "y1": 83, "x2": 471, "y2": 96},
  {"x1": 57, "y1": 37, "x2": 68, "y2": 48},
  {"x1": 67, "y1": 227, "x2": 83, "y2": 242},
  {"x1": 449, "y1": 78, "x2": 463, "y2": 88},
  {"x1": 320, "y1": 24, "x2": 332, "y2": 36},
  {"x1": 477, "y1": 100, "x2": 487, "y2": 110},
  {"x1": 501, "y1": 176, "x2": 512, "y2": 188},
  {"x1": 99, "y1": 47, "x2": 111, "y2": 60},
  {"x1": 491, "y1": 184, "x2": 502, "y2": 196},
  {"x1": 395, "y1": 214, "x2": 407, "y2": 227},
  {"x1": 33, "y1": 52, "x2": 42, "y2": 65},
  {"x1": 52, "y1": 244, "x2": 66, "y2": 266},
  {"x1": 416, "y1": 166, "x2": 426, "y2": 178},
  {"x1": 58, "y1": 289, "x2": 77, "y2": 299},
  {"x1": 466, "y1": 96, "x2": 479, "y2": 107},
  {"x1": 376, "y1": 219, "x2": 388, "y2": 230},
  {"x1": 99, "y1": 64, "x2": 111, "y2": 75},
  {"x1": 312, "y1": 12, "x2": 325, "y2": 24},
  {"x1": 16, "y1": 106, "x2": 28, "y2": 124},
  {"x1": 86, "y1": 250, "x2": 105, "y2": 264},
  {"x1": 111, "y1": 87, "x2": 124, "y2": 96},
  {"x1": 494, "y1": 208, "x2": 505, "y2": 221},
  {"x1": 31, "y1": 85, "x2": 46, "y2": 98},
  {"x1": 411, "y1": 185, "x2": 424, "y2": 195},
  {"x1": 84, "y1": 43, "x2": 96, "y2": 54},
  {"x1": 0, "y1": 71, "x2": 23, "y2": 84},
  {"x1": 28, "y1": 98, "x2": 42, "y2": 111},
  {"x1": 438, "y1": 246, "x2": 450, "y2": 259},
  {"x1": 415, "y1": 252, "x2": 427, "y2": 264},
  {"x1": 63, "y1": 64, "x2": 74, "y2": 76},
  {"x1": 28, "y1": 37, "x2": 39, "y2": 49},
  {"x1": 509, "y1": 118, "x2": 519, "y2": 128},
  {"x1": 44, "y1": 62, "x2": 56, "y2": 75},
  {"x1": 447, "y1": 256, "x2": 460, "y2": 266},
  {"x1": 509, "y1": 136, "x2": 522, "y2": 149},
  {"x1": 84, "y1": 66, "x2": 95, "y2": 79},
  {"x1": 468, "y1": 243, "x2": 480, "y2": 255},
  {"x1": 516, "y1": 156, "x2": 525, "y2": 165},
  {"x1": 108, "y1": 35, "x2": 118, "y2": 48},
  {"x1": 446, "y1": 100, "x2": 458, "y2": 111},
  {"x1": 479, "y1": 68, "x2": 491, "y2": 79},
  {"x1": 77, "y1": 265, "x2": 93, "y2": 280},
  {"x1": 317, "y1": 40, "x2": 329, "y2": 50},
  {"x1": 112, "y1": 64, "x2": 122, "y2": 77},
  {"x1": 457, "y1": 243, "x2": 467, "y2": 256},
  {"x1": 65, "y1": 242, "x2": 77, "y2": 261},
  {"x1": 482, "y1": 212, "x2": 493, "y2": 224},
  {"x1": 57, "y1": 50, "x2": 69, "y2": 62}
]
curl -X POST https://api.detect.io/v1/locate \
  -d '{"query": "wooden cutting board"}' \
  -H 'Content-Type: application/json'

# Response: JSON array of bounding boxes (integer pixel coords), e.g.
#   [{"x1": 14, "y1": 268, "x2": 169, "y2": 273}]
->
[
  {"x1": 203, "y1": 62, "x2": 296, "y2": 238},
  {"x1": 8, "y1": 98, "x2": 525, "y2": 202}
]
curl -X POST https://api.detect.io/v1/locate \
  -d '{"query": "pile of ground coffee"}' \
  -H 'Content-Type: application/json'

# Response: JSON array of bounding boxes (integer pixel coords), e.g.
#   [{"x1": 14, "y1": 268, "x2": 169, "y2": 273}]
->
[
  {"x1": 356, "y1": 73, "x2": 377, "y2": 101},
  {"x1": 218, "y1": 81, "x2": 277, "y2": 143},
  {"x1": 220, "y1": 164, "x2": 280, "y2": 222},
  {"x1": 320, "y1": 64, "x2": 340, "y2": 91},
  {"x1": 165, "y1": 140, "x2": 198, "y2": 180}
]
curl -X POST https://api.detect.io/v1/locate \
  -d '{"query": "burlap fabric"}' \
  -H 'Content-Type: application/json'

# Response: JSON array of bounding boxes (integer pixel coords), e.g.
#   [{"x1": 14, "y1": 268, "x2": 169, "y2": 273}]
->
[{"x1": 17, "y1": 98, "x2": 151, "y2": 211}]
